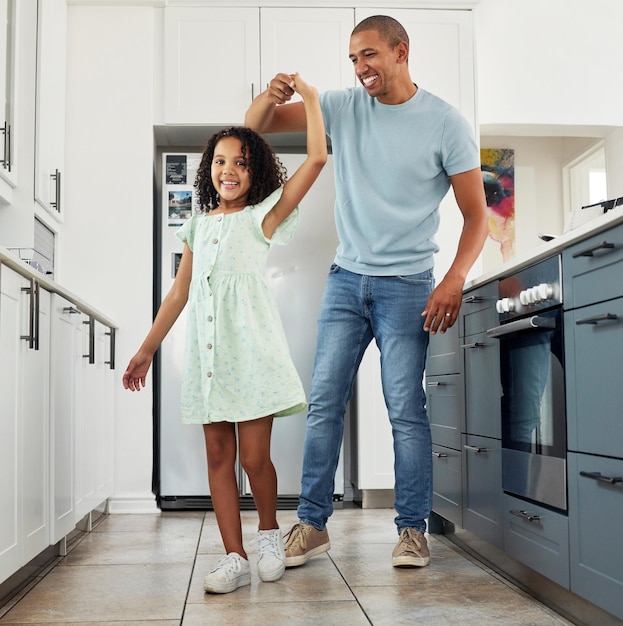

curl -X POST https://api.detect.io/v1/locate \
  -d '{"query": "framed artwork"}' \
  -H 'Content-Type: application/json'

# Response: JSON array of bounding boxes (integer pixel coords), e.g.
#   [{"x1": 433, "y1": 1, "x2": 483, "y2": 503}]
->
[{"x1": 481, "y1": 148, "x2": 515, "y2": 261}]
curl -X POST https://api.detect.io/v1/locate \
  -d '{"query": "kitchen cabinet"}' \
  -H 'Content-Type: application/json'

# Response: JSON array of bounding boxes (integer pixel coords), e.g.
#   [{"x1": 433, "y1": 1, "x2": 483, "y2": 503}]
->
[
  {"x1": 568, "y1": 453, "x2": 623, "y2": 621},
  {"x1": 74, "y1": 317, "x2": 115, "y2": 523},
  {"x1": 163, "y1": 7, "x2": 353, "y2": 125},
  {"x1": 563, "y1": 220, "x2": 623, "y2": 620},
  {"x1": 34, "y1": 0, "x2": 66, "y2": 219},
  {"x1": 427, "y1": 323, "x2": 463, "y2": 528},
  {"x1": 0, "y1": 0, "x2": 37, "y2": 247},
  {"x1": 460, "y1": 283, "x2": 500, "y2": 438},
  {"x1": 50, "y1": 295, "x2": 81, "y2": 543},
  {"x1": 502, "y1": 493, "x2": 569, "y2": 589},
  {"x1": 0, "y1": 264, "x2": 50, "y2": 581},
  {"x1": 462, "y1": 434, "x2": 503, "y2": 548}
]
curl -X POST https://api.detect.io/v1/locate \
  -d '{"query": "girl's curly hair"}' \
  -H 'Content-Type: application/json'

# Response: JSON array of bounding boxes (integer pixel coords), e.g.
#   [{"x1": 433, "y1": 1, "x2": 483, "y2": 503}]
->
[{"x1": 194, "y1": 127, "x2": 287, "y2": 212}]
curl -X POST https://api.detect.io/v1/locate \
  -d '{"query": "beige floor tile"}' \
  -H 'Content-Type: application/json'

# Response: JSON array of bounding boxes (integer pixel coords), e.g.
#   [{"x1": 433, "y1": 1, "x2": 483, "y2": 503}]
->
[
  {"x1": 186, "y1": 553, "x2": 352, "y2": 605},
  {"x1": 92, "y1": 511, "x2": 204, "y2": 533},
  {"x1": 0, "y1": 563, "x2": 191, "y2": 624},
  {"x1": 182, "y1": 599, "x2": 370, "y2": 625}
]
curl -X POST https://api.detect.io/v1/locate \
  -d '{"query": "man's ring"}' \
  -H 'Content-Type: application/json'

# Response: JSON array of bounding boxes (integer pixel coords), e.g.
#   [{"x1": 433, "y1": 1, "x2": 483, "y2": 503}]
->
[{"x1": 445, "y1": 313, "x2": 451, "y2": 317}]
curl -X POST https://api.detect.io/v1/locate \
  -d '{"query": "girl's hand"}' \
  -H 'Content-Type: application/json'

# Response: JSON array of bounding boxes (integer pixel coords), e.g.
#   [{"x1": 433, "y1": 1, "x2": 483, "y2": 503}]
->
[
  {"x1": 290, "y1": 72, "x2": 318, "y2": 101},
  {"x1": 122, "y1": 351, "x2": 153, "y2": 391}
]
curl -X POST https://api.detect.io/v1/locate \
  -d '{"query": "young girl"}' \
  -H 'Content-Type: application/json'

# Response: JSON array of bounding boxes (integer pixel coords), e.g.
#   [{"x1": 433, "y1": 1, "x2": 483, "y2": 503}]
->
[{"x1": 122, "y1": 73, "x2": 326, "y2": 594}]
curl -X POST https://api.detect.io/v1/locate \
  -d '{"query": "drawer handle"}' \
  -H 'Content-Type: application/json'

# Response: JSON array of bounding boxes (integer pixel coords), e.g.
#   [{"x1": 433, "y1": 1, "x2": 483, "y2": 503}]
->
[
  {"x1": 433, "y1": 451, "x2": 448, "y2": 458},
  {"x1": 572, "y1": 240, "x2": 615, "y2": 258},
  {"x1": 580, "y1": 471, "x2": 623, "y2": 485},
  {"x1": 462, "y1": 295, "x2": 487, "y2": 304},
  {"x1": 461, "y1": 342, "x2": 487, "y2": 349},
  {"x1": 63, "y1": 306, "x2": 81, "y2": 315},
  {"x1": 427, "y1": 381, "x2": 446, "y2": 387},
  {"x1": 510, "y1": 509, "x2": 541, "y2": 522},
  {"x1": 575, "y1": 313, "x2": 618, "y2": 325},
  {"x1": 464, "y1": 445, "x2": 487, "y2": 453}
]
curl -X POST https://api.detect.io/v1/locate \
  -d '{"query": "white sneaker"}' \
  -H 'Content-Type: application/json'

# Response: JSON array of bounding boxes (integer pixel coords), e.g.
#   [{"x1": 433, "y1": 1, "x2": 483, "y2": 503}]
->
[
  {"x1": 252, "y1": 529, "x2": 286, "y2": 582},
  {"x1": 203, "y1": 552, "x2": 251, "y2": 594}
]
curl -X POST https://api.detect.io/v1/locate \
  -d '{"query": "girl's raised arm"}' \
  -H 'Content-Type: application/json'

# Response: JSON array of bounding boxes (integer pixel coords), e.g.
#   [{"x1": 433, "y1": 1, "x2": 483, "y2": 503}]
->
[{"x1": 262, "y1": 73, "x2": 327, "y2": 239}]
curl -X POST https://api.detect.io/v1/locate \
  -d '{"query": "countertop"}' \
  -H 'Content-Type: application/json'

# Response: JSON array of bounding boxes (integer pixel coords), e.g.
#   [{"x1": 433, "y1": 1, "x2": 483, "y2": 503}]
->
[
  {"x1": 0, "y1": 243, "x2": 117, "y2": 328},
  {"x1": 464, "y1": 206, "x2": 623, "y2": 290}
]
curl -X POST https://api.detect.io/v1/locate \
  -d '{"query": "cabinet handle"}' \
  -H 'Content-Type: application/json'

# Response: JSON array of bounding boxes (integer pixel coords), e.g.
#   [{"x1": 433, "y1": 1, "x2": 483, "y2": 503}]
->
[
  {"x1": 50, "y1": 169, "x2": 61, "y2": 213},
  {"x1": 575, "y1": 313, "x2": 618, "y2": 325},
  {"x1": 1, "y1": 121, "x2": 11, "y2": 171},
  {"x1": 433, "y1": 451, "x2": 448, "y2": 458},
  {"x1": 462, "y1": 295, "x2": 486, "y2": 304},
  {"x1": 34, "y1": 282, "x2": 40, "y2": 351},
  {"x1": 20, "y1": 279, "x2": 36, "y2": 349},
  {"x1": 572, "y1": 240, "x2": 615, "y2": 258},
  {"x1": 510, "y1": 509, "x2": 541, "y2": 522},
  {"x1": 464, "y1": 445, "x2": 487, "y2": 453},
  {"x1": 63, "y1": 306, "x2": 81, "y2": 314},
  {"x1": 105, "y1": 328, "x2": 116, "y2": 370},
  {"x1": 83, "y1": 317, "x2": 95, "y2": 364},
  {"x1": 580, "y1": 471, "x2": 623, "y2": 485},
  {"x1": 461, "y1": 342, "x2": 487, "y2": 349},
  {"x1": 427, "y1": 381, "x2": 446, "y2": 387}
]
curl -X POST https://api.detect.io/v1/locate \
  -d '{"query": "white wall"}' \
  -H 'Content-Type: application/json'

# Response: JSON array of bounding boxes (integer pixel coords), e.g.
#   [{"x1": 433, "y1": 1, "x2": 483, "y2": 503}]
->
[
  {"x1": 475, "y1": 0, "x2": 623, "y2": 128},
  {"x1": 605, "y1": 127, "x2": 623, "y2": 198},
  {"x1": 63, "y1": 6, "x2": 158, "y2": 512}
]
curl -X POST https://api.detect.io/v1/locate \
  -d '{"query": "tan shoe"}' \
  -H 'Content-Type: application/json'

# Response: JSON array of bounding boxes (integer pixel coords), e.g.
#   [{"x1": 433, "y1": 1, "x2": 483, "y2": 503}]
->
[
  {"x1": 392, "y1": 528, "x2": 430, "y2": 567},
  {"x1": 283, "y1": 522, "x2": 330, "y2": 567}
]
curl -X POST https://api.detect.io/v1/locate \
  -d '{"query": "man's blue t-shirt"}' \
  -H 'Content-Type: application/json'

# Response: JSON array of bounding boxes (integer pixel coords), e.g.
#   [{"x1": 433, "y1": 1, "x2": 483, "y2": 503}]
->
[{"x1": 320, "y1": 86, "x2": 480, "y2": 276}]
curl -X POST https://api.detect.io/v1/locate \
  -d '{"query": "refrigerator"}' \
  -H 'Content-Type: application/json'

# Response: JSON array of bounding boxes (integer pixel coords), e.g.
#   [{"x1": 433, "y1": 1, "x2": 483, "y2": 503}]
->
[{"x1": 155, "y1": 151, "x2": 343, "y2": 510}]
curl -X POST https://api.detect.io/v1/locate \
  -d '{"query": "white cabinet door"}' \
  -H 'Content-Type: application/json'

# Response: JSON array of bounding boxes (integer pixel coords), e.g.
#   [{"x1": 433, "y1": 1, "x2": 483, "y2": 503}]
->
[
  {"x1": 50, "y1": 295, "x2": 81, "y2": 543},
  {"x1": 0, "y1": 265, "x2": 22, "y2": 582},
  {"x1": 74, "y1": 316, "x2": 114, "y2": 522},
  {"x1": 163, "y1": 7, "x2": 260, "y2": 124},
  {"x1": 260, "y1": 8, "x2": 355, "y2": 97},
  {"x1": 21, "y1": 284, "x2": 50, "y2": 563},
  {"x1": 0, "y1": 266, "x2": 50, "y2": 582},
  {"x1": 355, "y1": 9, "x2": 475, "y2": 124},
  {"x1": 34, "y1": 0, "x2": 66, "y2": 218}
]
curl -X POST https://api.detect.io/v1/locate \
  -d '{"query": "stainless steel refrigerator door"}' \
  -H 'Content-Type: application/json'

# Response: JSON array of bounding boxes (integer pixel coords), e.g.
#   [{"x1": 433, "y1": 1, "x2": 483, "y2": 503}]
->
[{"x1": 158, "y1": 152, "x2": 343, "y2": 500}]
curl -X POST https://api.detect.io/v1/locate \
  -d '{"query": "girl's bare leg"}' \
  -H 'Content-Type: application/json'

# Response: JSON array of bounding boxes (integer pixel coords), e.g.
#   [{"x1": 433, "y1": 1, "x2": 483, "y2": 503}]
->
[
  {"x1": 238, "y1": 416, "x2": 278, "y2": 530},
  {"x1": 203, "y1": 422, "x2": 246, "y2": 558}
]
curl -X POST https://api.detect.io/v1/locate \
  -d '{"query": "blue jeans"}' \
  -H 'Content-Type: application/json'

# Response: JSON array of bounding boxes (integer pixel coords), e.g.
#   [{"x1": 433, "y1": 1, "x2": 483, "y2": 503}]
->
[{"x1": 298, "y1": 264, "x2": 433, "y2": 534}]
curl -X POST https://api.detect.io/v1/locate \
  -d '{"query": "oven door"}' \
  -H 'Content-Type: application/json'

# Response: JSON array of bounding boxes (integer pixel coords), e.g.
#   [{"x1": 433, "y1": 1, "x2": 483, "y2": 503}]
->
[{"x1": 487, "y1": 308, "x2": 567, "y2": 511}]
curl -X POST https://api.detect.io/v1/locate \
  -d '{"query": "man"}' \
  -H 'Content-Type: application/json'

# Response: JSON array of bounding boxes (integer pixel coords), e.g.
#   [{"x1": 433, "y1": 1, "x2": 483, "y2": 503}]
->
[{"x1": 245, "y1": 15, "x2": 488, "y2": 569}]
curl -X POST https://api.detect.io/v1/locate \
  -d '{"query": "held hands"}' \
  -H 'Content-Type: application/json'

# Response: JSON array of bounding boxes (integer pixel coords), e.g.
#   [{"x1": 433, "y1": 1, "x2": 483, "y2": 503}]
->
[
  {"x1": 122, "y1": 351, "x2": 153, "y2": 392},
  {"x1": 266, "y1": 72, "x2": 317, "y2": 104},
  {"x1": 421, "y1": 274, "x2": 464, "y2": 334}
]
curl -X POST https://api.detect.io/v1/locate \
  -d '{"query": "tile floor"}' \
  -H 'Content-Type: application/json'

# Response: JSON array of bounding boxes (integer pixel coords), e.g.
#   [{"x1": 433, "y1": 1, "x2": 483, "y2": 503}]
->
[{"x1": 0, "y1": 507, "x2": 575, "y2": 625}]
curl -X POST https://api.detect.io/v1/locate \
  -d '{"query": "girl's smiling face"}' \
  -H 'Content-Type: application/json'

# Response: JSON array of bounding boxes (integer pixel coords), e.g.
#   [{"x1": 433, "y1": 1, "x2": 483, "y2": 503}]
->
[{"x1": 211, "y1": 136, "x2": 252, "y2": 209}]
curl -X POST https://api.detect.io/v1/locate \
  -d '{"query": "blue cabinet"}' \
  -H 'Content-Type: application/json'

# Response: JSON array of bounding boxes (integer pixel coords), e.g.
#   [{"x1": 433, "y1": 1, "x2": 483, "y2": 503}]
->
[{"x1": 568, "y1": 453, "x2": 623, "y2": 621}]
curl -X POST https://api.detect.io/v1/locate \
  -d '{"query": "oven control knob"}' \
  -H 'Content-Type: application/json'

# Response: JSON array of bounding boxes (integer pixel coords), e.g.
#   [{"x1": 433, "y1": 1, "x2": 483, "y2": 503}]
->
[
  {"x1": 519, "y1": 290, "x2": 531, "y2": 305},
  {"x1": 497, "y1": 297, "x2": 514, "y2": 313},
  {"x1": 530, "y1": 286, "x2": 541, "y2": 303},
  {"x1": 538, "y1": 282, "x2": 553, "y2": 301}
]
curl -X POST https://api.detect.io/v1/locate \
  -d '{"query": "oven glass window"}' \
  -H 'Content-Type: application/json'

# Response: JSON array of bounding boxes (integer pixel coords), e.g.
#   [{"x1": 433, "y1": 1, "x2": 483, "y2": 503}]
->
[{"x1": 500, "y1": 311, "x2": 566, "y2": 459}]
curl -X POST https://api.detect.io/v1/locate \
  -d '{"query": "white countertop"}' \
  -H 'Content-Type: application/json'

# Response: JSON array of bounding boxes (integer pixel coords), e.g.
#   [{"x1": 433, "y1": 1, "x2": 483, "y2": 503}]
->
[
  {"x1": 465, "y1": 206, "x2": 623, "y2": 290},
  {"x1": 0, "y1": 243, "x2": 117, "y2": 328}
]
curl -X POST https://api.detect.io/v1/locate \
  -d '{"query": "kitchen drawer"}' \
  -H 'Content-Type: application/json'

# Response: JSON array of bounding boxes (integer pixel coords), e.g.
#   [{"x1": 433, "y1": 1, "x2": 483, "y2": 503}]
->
[
  {"x1": 426, "y1": 373, "x2": 462, "y2": 449},
  {"x1": 427, "y1": 321, "x2": 460, "y2": 375},
  {"x1": 565, "y1": 296, "x2": 623, "y2": 458},
  {"x1": 563, "y1": 220, "x2": 623, "y2": 310},
  {"x1": 568, "y1": 452, "x2": 623, "y2": 621},
  {"x1": 432, "y1": 444, "x2": 462, "y2": 528},
  {"x1": 460, "y1": 281, "x2": 498, "y2": 337},
  {"x1": 462, "y1": 331, "x2": 501, "y2": 439},
  {"x1": 462, "y1": 434, "x2": 503, "y2": 548},
  {"x1": 502, "y1": 493, "x2": 569, "y2": 589}
]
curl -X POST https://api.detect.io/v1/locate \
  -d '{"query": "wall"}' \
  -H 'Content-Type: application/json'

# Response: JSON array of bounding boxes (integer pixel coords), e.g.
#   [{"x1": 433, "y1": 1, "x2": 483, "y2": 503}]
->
[
  {"x1": 63, "y1": 5, "x2": 158, "y2": 512},
  {"x1": 479, "y1": 136, "x2": 601, "y2": 273}
]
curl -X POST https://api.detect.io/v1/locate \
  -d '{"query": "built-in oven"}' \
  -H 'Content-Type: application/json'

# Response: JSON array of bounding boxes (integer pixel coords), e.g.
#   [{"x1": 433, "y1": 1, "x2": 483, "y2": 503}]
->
[{"x1": 486, "y1": 256, "x2": 567, "y2": 512}]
